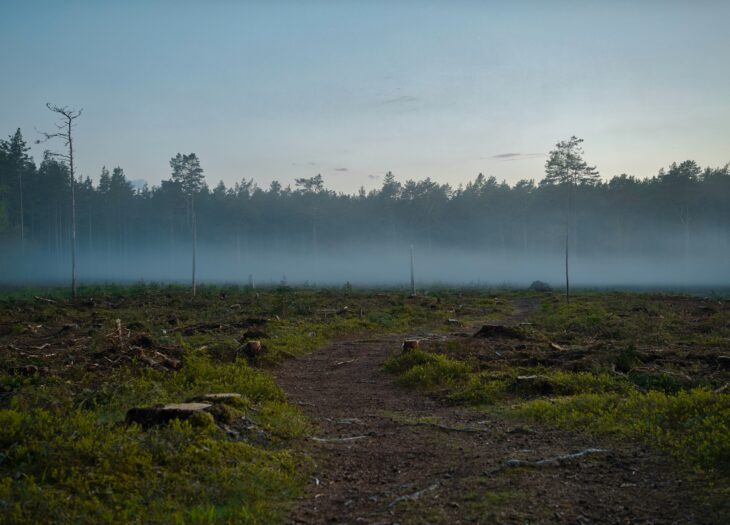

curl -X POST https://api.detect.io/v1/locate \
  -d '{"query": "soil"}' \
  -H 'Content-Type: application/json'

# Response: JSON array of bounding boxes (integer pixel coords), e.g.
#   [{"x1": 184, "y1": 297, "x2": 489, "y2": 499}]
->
[{"x1": 275, "y1": 299, "x2": 718, "y2": 524}]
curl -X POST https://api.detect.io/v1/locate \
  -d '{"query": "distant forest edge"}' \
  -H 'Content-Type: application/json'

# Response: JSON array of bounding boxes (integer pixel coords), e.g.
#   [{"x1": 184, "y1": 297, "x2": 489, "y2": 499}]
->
[{"x1": 0, "y1": 127, "x2": 729, "y2": 286}]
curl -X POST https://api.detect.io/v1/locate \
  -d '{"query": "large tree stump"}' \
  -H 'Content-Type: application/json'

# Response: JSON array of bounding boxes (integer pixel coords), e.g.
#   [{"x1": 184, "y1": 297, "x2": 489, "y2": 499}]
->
[{"x1": 125, "y1": 402, "x2": 214, "y2": 429}]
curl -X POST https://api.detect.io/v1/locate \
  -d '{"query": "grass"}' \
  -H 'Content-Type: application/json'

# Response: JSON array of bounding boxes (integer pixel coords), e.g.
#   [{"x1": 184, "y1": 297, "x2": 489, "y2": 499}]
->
[
  {"x1": 384, "y1": 291, "x2": 730, "y2": 478},
  {"x1": 0, "y1": 348, "x2": 309, "y2": 524},
  {"x1": 0, "y1": 284, "x2": 508, "y2": 523},
  {"x1": 516, "y1": 388, "x2": 730, "y2": 475},
  {"x1": 4, "y1": 285, "x2": 728, "y2": 520}
]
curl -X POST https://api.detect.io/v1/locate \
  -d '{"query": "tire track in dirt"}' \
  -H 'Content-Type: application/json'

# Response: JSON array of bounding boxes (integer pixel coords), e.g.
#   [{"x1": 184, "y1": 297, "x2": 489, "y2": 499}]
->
[{"x1": 275, "y1": 298, "x2": 713, "y2": 524}]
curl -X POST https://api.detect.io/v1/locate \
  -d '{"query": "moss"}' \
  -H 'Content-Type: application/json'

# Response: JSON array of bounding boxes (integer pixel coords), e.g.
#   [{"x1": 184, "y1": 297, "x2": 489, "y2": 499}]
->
[
  {"x1": 205, "y1": 402, "x2": 243, "y2": 424},
  {"x1": 188, "y1": 410, "x2": 216, "y2": 428}
]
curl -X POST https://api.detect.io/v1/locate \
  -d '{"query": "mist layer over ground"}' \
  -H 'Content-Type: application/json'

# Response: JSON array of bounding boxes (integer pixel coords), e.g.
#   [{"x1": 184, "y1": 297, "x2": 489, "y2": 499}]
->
[
  {"x1": 2, "y1": 238, "x2": 728, "y2": 289},
  {"x1": 2, "y1": 132, "x2": 728, "y2": 290}
]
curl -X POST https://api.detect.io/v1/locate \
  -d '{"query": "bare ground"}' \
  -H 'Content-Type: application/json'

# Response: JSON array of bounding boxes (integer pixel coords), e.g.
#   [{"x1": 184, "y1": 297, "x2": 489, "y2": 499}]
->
[{"x1": 275, "y1": 299, "x2": 718, "y2": 524}]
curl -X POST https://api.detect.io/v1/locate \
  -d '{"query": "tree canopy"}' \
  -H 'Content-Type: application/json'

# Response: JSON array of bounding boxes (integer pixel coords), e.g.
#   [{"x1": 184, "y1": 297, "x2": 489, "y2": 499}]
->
[{"x1": 0, "y1": 126, "x2": 728, "y2": 283}]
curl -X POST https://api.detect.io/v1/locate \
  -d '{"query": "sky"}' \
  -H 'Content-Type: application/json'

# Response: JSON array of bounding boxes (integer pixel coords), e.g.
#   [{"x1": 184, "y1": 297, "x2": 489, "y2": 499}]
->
[{"x1": 1, "y1": 0, "x2": 729, "y2": 193}]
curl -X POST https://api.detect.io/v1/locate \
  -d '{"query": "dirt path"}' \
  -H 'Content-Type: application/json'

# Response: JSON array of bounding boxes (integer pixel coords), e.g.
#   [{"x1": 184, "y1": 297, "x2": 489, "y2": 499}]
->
[{"x1": 275, "y1": 299, "x2": 712, "y2": 524}]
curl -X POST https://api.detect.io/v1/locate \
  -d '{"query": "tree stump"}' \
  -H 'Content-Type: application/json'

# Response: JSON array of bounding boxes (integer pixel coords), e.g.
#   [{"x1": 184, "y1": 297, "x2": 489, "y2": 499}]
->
[
  {"x1": 473, "y1": 324, "x2": 524, "y2": 340},
  {"x1": 125, "y1": 402, "x2": 214, "y2": 429},
  {"x1": 402, "y1": 339, "x2": 420, "y2": 352},
  {"x1": 243, "y1": 340, "x2": 262, "y2": 358}
]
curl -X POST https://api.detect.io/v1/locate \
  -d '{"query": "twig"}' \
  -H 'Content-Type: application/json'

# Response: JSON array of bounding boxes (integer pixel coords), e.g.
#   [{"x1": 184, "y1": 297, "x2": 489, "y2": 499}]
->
[
  {"x1": 310, "y1": 435, "x2": 369, "y2": 443},
  {"x1": 389, "y1": 482, "x2": 439, "y2": 509},
  {"x1": 333, "y1": 358, "x2": 356, "y2": 366},
  {"x1": 394, "y1": 420, "x2": 482, "y2": 433},
  {"x1": 490, "y1": 448, "x2": 611, "y2": 474},
  {"x1": 322, "y1": 417, "x2": 363, "y2": 425},
  {"x1": 116, "y1": 319, "x2": 125, "y2": 349}
]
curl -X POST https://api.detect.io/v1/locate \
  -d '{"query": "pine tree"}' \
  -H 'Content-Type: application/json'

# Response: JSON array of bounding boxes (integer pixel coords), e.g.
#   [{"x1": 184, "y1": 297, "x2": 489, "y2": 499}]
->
[
  {"x1": 170, "y1": 153, "x2": 205, "y2": 295},
  {"x1": 0, "y1": 129, "x2": 34, "y2": 251},
  {"x1": 543, "y1": 136, "x2": 598, "y2": 303}
]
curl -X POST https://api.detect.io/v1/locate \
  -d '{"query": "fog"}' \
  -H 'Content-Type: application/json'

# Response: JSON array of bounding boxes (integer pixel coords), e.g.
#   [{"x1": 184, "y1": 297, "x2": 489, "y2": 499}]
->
[
  {"x1": 2, "y1": 234, "x2": 728, "y2": 290},
  {"x1": 2, "y1": 141, "x2": 728, "y2": 291}
]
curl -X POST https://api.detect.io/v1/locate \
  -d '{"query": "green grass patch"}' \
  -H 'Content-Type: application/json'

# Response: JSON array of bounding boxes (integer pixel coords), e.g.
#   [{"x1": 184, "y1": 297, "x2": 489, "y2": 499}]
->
[
  {"x1": 0, "y1": 351, "x2": 309, "y2": 524},
  {"x1": 384, "y1": 350, "x2": 471, "y2": 389},
  {"x1": 385, "y1": 349, "x2": 630, "y2": 404},
  {"x1": 0, "y1": 284, "x2": 508, "y2": 523},
  {"x1": 516, "y1": 389, "x2": 730, "y2": 475}
]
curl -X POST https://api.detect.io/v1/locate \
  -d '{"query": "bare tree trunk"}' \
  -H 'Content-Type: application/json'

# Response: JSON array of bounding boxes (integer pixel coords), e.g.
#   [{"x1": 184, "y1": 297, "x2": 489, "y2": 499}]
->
[
  {"x1": 191, "y1": 195, "x2": 197, "y2": 296},
  {"x1": 18, "y1": 166, "x2": 24, "y2": 255},
  {"x1": 522, "y1": 219, "x2": 528, "y2": 253},
  {"x1": 69, "y1": 121, "x2": 77, "y2": 299},
  {"x1": 679, "y1": 205, "x2": 690, "y2": 261},
  {"x1": 40, "y1": 104, "x2": 82, "y2": 298},
  {"x1": 565, "y1": 177, "x2": 573, "y2": 304},
  {"x1": 410, "y1": 244, "x2": 416, "y2": 296},
  {"x1": 312, "y1": 217, "x2": 318, "y2": 267}
]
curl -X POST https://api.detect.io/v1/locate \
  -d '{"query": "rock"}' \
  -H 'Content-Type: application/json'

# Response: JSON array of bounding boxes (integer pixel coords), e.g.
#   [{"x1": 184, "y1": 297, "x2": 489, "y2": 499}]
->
[
  {"x1": 528, "y1": 280, "x2": 552, "y2": 292},
  {"x1": 125, "y1": 402, "x2": 213, "y2": 429},
  {"x1": 402, "y1": 339, "x2": 420, "y2": 352},
  {"x1": 473, "y1": 324, "x2": 525, "y2": 340}
]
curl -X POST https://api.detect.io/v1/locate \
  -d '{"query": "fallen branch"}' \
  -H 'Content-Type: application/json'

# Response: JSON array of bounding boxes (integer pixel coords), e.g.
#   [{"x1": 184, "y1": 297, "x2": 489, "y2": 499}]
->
[
  {"x1": 34, "y1": 296, "x2": 57, "y2": 304},
  {"x1": 333, "y1": 358, "x2": 356, "y2": 367},
  {"x1": 310, "y1": 435, "x2": 369, "y2": 443},
  {"x1": 323, "y1": 417, "x2": 363, "y2": 425},
  {"x1": 629, "y1": 366, "x2": 693, "y2": 382},
  {"x1": 490, "y1": 448, "x2": 611, "y2": 474},
  {"x1": 389, "y1": 482, "x2": 439, "y2": 509},
  {"x1": 394, "y1": 420, "x2": 482, "y2": 433}
]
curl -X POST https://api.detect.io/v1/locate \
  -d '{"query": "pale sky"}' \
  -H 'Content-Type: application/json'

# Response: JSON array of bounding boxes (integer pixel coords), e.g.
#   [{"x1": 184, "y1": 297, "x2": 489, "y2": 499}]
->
[{"x1": 1, "y1": 0, "x2": 729, "y2": 193}]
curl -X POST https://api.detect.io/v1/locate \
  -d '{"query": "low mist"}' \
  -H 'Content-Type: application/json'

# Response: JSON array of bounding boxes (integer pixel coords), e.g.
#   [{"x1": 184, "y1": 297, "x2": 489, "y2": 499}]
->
[{"x1": 2, "y1": 235, "x2": 728, "y2": 290}]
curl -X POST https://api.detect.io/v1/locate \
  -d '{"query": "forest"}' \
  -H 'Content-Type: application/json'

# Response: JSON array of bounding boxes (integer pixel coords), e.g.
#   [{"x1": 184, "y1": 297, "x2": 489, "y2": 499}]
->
[{"x1": 1, "y1": 127, "x2": 729, "y2": 286}]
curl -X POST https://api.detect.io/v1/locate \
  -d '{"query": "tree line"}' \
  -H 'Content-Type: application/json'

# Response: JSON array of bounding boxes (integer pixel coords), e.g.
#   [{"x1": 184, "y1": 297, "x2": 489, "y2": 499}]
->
[{"x1": 1, "y1": 126, "x2": 729, "y2": 285}]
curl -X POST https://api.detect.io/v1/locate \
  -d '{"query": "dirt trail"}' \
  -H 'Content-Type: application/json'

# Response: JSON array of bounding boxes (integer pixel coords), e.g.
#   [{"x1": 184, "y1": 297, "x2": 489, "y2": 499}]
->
[{"x1": 275, "y1": 299, "x2": 712, "y2": 524}]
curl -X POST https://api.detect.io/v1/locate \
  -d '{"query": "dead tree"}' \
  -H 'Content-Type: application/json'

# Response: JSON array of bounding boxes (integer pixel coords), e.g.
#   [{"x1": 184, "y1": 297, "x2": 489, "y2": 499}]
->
[
  {"x1": 38, "y1": 103, "x2": 83, "y2": 299},
  {"x1": 410, "y1": 244, "x2": 416, "y2": 296}
]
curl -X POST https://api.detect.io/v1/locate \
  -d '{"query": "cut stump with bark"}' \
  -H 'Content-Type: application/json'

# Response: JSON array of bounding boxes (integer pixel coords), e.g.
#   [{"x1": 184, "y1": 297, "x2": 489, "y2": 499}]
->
[{"x1": 125, "y1": 402, "x2": 214, "y2": 429}]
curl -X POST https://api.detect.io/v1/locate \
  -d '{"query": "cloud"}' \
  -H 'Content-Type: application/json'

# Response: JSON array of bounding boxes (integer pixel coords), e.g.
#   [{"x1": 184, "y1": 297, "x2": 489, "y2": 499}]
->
[
  {"x1": 291, "y1": 161, "x2": 318, "y2": 167},
  {"x1": 378, "y1": 95, "x2": 419, "y2": 106},
  {"x1": 372, "y1": 94, "x2": 420, "y2": 113},
  {"x1": 334, "y1": 167, "x2": 348, "y2": 172},
  {"x1": 492, "y1": 152, "x2": 545, "y2": 161},
  {"x1": 368, "y1": 174, "x2": 381, "y2": 180}
]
